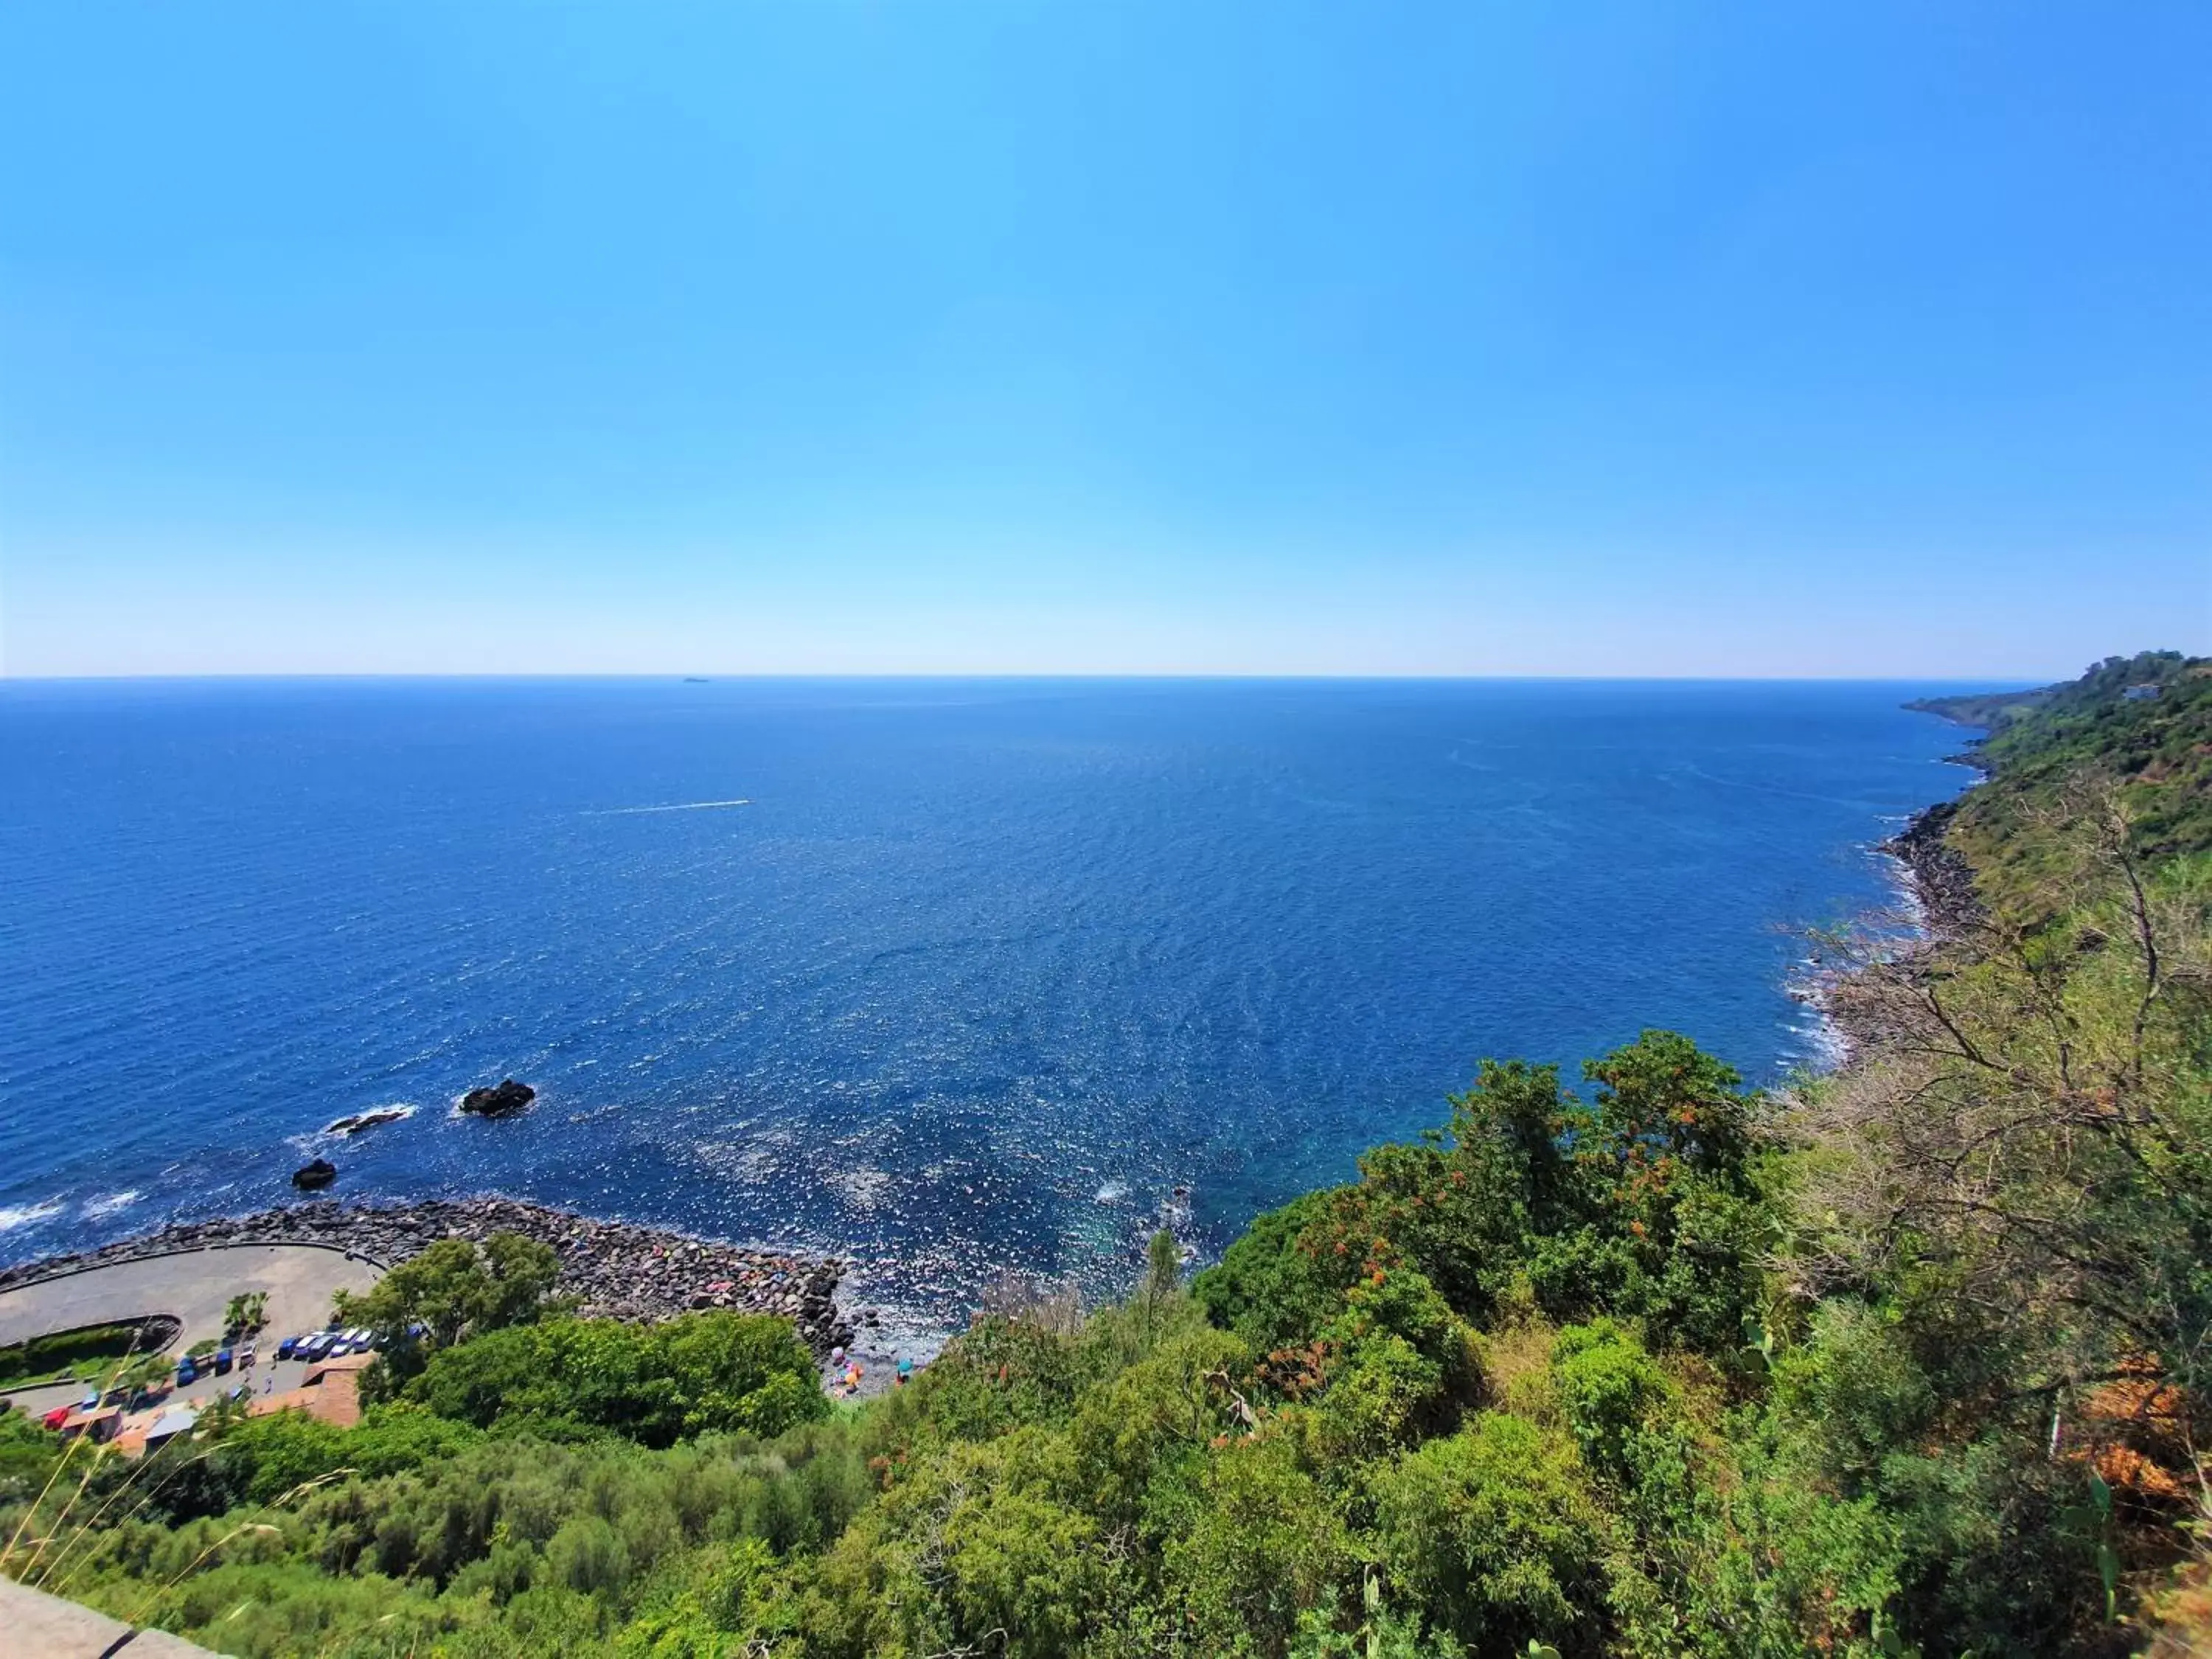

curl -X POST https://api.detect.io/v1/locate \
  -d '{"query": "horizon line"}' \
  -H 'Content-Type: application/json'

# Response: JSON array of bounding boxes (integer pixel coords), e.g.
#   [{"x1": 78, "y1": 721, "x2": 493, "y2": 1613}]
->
[{"x1": 0, "y1": 669, "x2": 2056, "y2": 686}]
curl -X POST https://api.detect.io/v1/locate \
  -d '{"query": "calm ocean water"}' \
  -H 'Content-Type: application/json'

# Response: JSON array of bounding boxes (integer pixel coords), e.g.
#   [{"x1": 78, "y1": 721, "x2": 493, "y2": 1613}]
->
[{"x1": 0, "y1": 678, "x2": 1969, "y2": 1333}]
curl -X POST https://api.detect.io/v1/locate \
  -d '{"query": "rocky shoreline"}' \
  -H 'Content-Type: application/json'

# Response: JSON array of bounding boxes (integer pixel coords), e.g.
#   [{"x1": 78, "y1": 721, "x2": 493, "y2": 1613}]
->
[
  {"x1": 1796, "y1": 712, "x2": 1997, "y2": 1063},
  {"x1": 1880, "y1": 796, "x2": 1983, "y2": 939},
  {"x1": 1793, "y1": 714, "x2": 1992, "y2": 1066},
  {"x1": 0, "y1": 1197, "x2": 858, "y2": 1357}
]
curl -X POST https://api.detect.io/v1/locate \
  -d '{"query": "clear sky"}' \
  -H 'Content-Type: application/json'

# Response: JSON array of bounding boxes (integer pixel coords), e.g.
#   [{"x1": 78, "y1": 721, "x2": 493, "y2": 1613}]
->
[{"x1": 2, "y1": 2, "x2": 2206, "y2": 678}]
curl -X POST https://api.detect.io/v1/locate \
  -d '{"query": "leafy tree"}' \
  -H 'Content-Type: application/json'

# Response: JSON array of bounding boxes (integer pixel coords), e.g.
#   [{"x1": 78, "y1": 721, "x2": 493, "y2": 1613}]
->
[
  {"x1": 1196, "y1": 1189, "x2": 1349, "y2": 1354},
  {"x1": 335, "y1": 1231, "x2": 562, "y2": 1394}
]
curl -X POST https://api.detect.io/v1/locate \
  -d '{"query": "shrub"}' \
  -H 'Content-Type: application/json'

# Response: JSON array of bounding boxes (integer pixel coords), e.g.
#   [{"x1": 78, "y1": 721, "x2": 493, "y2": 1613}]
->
[
  {"x1": 1368, "y1": 1412, "x2": 1607, "y2": 1653},
  {"x1": 1161, "y1": 1434, "x2": 1352, "y2": 1658},
  {"x1": 1548, "y1": 1319, "x2": 1677, "y2": 1488},
  {"x1": 406, "y1": 1311, "x2": 825, "y2": 1447}
]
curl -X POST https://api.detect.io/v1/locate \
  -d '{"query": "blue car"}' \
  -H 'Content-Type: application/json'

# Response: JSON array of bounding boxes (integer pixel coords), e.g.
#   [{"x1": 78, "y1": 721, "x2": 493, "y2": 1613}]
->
[
  {"x1": 213, "y1": 1348, "x2": 234, "y2": 1375},
  {"x1": 276, "y1": 1335, "x2": 299, "y2": 1360},
  {"x1": 176, "y1": 1357, "x2": 197, "y2": 1386}
]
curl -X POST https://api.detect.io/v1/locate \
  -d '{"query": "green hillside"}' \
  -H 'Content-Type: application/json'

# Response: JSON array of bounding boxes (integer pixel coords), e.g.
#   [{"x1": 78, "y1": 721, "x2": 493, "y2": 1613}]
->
[
  {"x1": 1902, "y1": 685, "x2": 2059, "y2": 733},
  {"x1": 1924, "y1": 653, "x2": 2212, "y2": 914}
]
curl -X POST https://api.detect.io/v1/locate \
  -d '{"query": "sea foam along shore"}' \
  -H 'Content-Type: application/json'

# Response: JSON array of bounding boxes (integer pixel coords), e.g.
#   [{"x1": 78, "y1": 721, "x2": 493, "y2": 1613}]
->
[
  {"x1": 0, "y1": 1195, "x2": 863, "y2": 1357},
  {"x1": 1799, "y1": 768, "x2": 1989, "y2": 1070},
  {"x1": 1792, "y1": 705, "x2": 1992, "y2": 1070}
]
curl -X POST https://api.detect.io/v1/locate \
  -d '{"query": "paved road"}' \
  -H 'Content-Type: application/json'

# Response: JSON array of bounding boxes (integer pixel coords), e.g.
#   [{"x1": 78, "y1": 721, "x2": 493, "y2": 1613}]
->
[{"x1": 0, "y1": 1243, "x2": 382, "y2": 1417}]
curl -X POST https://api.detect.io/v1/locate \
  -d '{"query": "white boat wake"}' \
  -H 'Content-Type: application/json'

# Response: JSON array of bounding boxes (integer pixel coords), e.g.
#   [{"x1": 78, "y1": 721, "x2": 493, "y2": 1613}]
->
[{"x1": 591, "y1": 799, "x2": 753, "y2": 815}]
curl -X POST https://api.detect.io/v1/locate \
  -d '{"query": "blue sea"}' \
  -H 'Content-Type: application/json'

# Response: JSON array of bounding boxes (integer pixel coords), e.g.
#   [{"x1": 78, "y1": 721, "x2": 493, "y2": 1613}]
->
[{"x1": 0, "y1": 678, "x2": 1970, "y2": 1335}]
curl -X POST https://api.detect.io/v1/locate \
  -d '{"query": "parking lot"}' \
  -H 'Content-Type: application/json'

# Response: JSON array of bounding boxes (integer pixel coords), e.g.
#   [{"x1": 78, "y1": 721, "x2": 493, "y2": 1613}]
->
[{"x1": 0, "y1": 1242, "x2": 383, "y2": 1422}]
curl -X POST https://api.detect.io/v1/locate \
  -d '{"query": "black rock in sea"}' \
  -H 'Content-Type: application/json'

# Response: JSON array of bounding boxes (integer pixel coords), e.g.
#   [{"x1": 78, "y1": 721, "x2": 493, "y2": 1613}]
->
[
  {"x1": 459, "y1": 1079, "x2": 537, "y2": 1118},
  {"x1": 292, "y1": 1158, "x2": 338, "y2": 1190},
  {"x1": 324, "y1": 1106, "x2": 410, "y2": 1136}
]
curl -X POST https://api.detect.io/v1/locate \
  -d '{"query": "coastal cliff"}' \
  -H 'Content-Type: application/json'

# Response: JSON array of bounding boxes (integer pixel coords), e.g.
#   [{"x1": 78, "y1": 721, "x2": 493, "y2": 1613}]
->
[{"x1": 7, "y1": 653, "x2": 2208, "y2": 1659}]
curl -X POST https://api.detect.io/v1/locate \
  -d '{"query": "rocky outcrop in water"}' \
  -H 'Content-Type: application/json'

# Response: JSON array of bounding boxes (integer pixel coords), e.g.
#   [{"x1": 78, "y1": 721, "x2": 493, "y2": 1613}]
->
[
  {"x1": 291, "y1": 1159, "x2": 338, "y2": 1191},
  {"x1": 325, "y1": 1108, "x2": 410, "y2": 1135},
  {"x1": 0, "y1": 1197, "x2": 853, "y2": 1355},
  {"x1": 459, "y1": 1079, "x2": 536, "y2": 1117}
]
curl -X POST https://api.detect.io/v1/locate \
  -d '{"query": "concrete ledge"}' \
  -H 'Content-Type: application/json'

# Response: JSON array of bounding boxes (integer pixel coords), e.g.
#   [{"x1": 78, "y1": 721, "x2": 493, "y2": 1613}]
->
[
  {"x1": 0, "y1": 1573, "x2": 227, "y2": 1657},
  {"x1": 0, "y1": 1573, "x2": 131, "y2": 1657},
  {"x1": 112, "y1": 1630, "x2": 224, "y2": 1658}
]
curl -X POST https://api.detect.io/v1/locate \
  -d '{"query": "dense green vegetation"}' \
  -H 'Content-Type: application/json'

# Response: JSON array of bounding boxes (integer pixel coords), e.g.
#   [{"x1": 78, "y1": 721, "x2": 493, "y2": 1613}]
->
[
  {"x1": 0, "y1": 1321, "x2": 169, "y2": 1390},
  {"x1": 1955, "y1": 653, "x2": 2212, "y2": 889},
  {"x1": 1903, "y1": 684, "x2": 2061, "y2": 734},
  {"x1": 4, "y1": 653, "x2": 2207, "y2": 1656},
  {"x1": 1910, "y1": 651, "x2": 2212, "y2": 904},
  {"x1": 335, "y1": 1231, "x2": 566, "y2": 1394},
  {"x1": 1907, "y1": 650, "x2": 2189, "y2": 739}
]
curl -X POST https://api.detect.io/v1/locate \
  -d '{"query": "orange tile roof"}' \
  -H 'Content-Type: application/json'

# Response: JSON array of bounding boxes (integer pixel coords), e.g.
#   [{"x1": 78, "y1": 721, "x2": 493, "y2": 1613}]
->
[
  {"x1": 301, "y1": 1352, "x2": 377, "y2": 1385},
  {"x1": 248, "y1": 1368, "x2": 362, "y2": 1430}
]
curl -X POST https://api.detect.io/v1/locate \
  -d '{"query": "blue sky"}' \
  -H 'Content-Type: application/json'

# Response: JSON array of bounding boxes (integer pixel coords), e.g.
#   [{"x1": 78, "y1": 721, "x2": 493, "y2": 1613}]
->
[{"x1": 2, "y1": 2, "x2": 2206, "y2": 677}]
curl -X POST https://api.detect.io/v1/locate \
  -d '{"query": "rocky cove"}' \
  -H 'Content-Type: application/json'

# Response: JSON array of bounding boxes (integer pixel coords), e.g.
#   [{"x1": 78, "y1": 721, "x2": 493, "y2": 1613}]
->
[{"x1": 0, "y1": 1196, "x2": 860, "y2": 1357}]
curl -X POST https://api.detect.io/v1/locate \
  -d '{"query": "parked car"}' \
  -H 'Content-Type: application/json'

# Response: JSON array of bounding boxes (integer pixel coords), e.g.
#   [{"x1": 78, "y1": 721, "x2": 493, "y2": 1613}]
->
[
  {"x1": 175, "y1": 1358, "x2": 197, "y2": 1386},
  {"x1": 212, "y1": 1348, "x2": 234, "y2": 1375}
]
